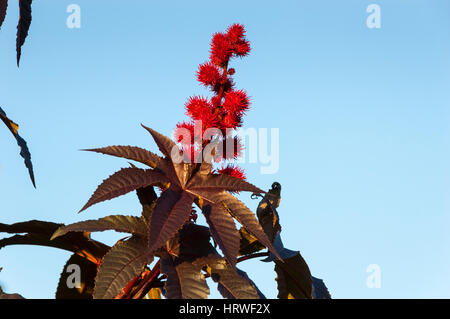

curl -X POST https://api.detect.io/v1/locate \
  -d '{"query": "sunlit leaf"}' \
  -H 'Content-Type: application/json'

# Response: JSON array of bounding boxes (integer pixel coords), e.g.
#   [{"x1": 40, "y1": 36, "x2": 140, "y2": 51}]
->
[
  {"x1": 93, "y1": 236, "x2": 152, "y2": 299},
  {"x1": 80, "y1": 167, "x2": 169, "y2": 213},
  {"x1": 51, "y1": 215, "x2": 147, "y2": 240},
  {"x1": 83, "y1": 145, "x2": 161, "y2": 169},
  {"x1": 141, "y1": 124, "x2": 192, "y2": 186},
  {"x1": 146, "y1": 288, "x2": 161, "y2": 299},
  {"x1": 148, "y1": 190, "x2": 194, "y2": 253},
  {"x1": 188, "y1": 173, "x2": 264, "y2": 194},
  {"x1": 203, "y1": 204, "x2": 240, "y2": 267}
]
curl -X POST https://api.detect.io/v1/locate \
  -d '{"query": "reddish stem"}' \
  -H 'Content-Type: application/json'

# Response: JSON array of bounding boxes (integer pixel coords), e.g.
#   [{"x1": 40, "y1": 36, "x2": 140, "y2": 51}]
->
[{"x1": 237, "y1": 252, "x2": 270, "y2": 264}]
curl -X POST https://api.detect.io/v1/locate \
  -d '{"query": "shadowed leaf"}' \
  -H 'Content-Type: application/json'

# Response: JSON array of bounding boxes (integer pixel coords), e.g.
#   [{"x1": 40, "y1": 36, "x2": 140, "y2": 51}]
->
[
  {"x1": 55, "y1": 253, "x2": 97, "y2": 299},
  {"x1": 312, "y1": 277, "x2": 331, "y2": 299},
  {"x1": 275, "y1": 252, "x2": 312, "y2": 299},
  {"x1": 93, "y1": 236, "x2": 152, "y2": 299},
  {"x1": 198, "y1": 256, "x2": 261, "y2": 299},
  {"x1": 203, "y1": 204, "x2": 240, "y2": 267},
  {"x1": 16, "y1": 0, "x2": 32, "y2": 66},
  {"x1": 51, "y1": 215, "x2": 147, "y2": 240},
  {"x1": 0, "y1": 0, "x2": 7, "y2": 30},
  {"x1": 0, "y1": 220, "x2": 109, "y2": 264},
  {"x1": 80, "y1": 167, "x2": 169, "y2": 213},
  {"x1": 160, "y1": 256, "x2": 209, "y2": 299},
  {"x1": 256, "y1": 186, "x2": 282, "y2": 242},
  {"x1": 0, "y1": 107, "x2": 35, "y2": 187},
  {"x1": 238, "y1": 227, "x2": 265, "y2": 256},
  {"x1": 165, "y1": 223, "x2": 216, "y2": 261},
  {"x1": 83, "y1": 145, "x2": 161, "y2": 169},
  {"x1": 136, "y1": 185, "x2": 158, "y2": 222},
  {"x1": 201, "y1": 191, "x2": 280, "y2": 261},
  {"x1": 148, "y1": 190, "x2": 194, "y2": 253}
]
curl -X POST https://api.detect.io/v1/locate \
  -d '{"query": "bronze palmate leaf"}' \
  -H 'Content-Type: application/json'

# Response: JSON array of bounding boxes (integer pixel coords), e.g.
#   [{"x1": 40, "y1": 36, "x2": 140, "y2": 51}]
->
[{"x1": 79, "y1": 125, "x2": 280, "y2": 267}]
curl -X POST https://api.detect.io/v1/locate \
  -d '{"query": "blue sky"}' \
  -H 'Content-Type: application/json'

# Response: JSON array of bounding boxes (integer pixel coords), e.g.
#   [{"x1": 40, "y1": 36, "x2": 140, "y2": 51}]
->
[{"x1": 1, "y1": 0, "x2": 450, "y2": 298}]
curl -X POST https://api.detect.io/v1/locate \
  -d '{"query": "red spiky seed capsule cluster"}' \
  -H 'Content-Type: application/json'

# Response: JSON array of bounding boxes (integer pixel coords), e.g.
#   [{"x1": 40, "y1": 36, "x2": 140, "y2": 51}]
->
[{"x1": 175, "y1": 24, "x2": 251, "y2": 179}]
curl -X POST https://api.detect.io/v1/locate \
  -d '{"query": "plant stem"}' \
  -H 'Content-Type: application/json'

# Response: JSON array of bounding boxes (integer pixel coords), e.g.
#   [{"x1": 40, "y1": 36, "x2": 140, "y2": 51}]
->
[
  {"x1": 130, "y1": 260, "x2": 161, "y2": 299},
  {"x1": 237, "y1": 252, "x2": 270, "y2": 264}
]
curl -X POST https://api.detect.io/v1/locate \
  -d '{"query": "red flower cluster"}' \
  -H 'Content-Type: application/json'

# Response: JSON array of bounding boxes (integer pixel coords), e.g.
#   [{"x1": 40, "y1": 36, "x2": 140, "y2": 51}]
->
[{"x1": 174, "y1": 24, "x2": 252, "y2": 180}]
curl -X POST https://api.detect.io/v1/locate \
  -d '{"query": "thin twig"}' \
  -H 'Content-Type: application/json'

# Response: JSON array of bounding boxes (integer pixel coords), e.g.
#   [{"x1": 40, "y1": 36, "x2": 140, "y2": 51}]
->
[{"x1": 237, "y1": 252, "x2": 270, "y2": 264}]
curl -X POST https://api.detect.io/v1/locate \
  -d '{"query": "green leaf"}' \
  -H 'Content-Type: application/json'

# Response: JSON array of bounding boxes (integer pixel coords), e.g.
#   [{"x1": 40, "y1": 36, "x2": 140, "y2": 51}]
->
[
  {"x1": 93, "y1": 236, "x2": 152, "y2": 299},
  {"x1": 0, "y1": 107, "x2": 35, "y2": 187},
  {"x1": 51, "y1": 215, "x2": 147, "y2": 240},
  {"x1": 83, "y1": 145, "x2": 162, "y2": 168},
  {"x1": 55, "y1": 254, "x2": 98, "y2": 299},
  {"x1": 79, "y1": 167, "x2": 169, "y2": 212}
]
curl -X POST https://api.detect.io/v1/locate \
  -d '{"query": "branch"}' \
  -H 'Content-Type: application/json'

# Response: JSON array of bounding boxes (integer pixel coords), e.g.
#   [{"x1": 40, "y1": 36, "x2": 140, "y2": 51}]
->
[{"x1": 237, "y1": 252, "x2": 270, "y2": 264}]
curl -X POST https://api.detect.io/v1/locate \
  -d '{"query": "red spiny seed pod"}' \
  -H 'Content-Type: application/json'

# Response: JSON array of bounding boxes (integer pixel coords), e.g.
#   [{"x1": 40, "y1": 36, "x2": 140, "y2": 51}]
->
[
  {"x1": 175, "y1": 24, "x2": 252, "y2": 170},
  {"x1": 221, "y1": 111, "x2": 242, "y2": 129},
  {"x1": 226, "y1": 24, "x2": 246, "y2": 45},
  {"x1": 210, "y1": 32, "x2": 233, "y2": 67},
  {"x1": 223, "y1": 89, "x2": 250, "y2": 114},
  {"x1": 174, "y1": 121, "x2": 195, "y2": 144},
  {"x1": 197, "y1": 62, "x2": 221, "y2": 87},
  {"x1": 185, "y1": 96, "x2": 212, "y2": 120},
  {"x1": 213, "y1": 76, "x2": 234, "y2": 94},
  {"x1": 226, "y1": 24, "x2": 251, "y2": 57},
  {"x1": 217, "y1": 164, "x2": 246, "y2": 181},
  {"x1": 200, "y1": 108, "x2": 221, "y2": 131},
  {"x1": 233, "y1": 40, "x2": 251, "y2": 57},
  {"x1": 219, "y1": 135, "x2": 244, "y2": 160},
  {"x1": 210, "y1": 96, "x2": 223, "y2": 108}
]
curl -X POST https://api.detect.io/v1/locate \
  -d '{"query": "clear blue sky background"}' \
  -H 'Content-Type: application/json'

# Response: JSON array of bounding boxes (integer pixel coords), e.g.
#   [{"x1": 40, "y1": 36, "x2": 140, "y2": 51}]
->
[{"x1": 1, "y1": 0, "x2": 450, "y2": 298}]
